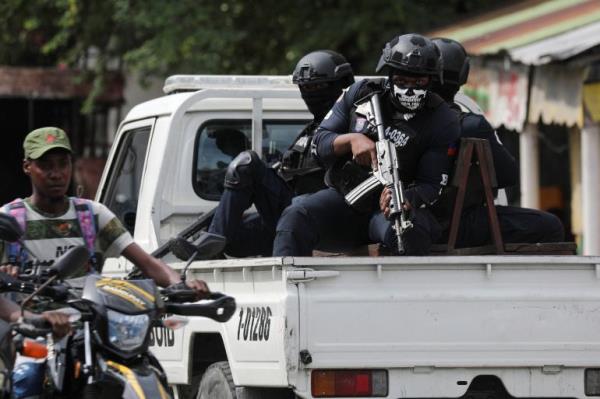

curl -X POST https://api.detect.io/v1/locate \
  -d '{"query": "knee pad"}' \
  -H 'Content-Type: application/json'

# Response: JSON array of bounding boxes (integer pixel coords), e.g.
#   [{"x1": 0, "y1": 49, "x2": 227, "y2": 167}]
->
[{"x1": 224, "y1": 150, "x2": 262, "y2": 189}]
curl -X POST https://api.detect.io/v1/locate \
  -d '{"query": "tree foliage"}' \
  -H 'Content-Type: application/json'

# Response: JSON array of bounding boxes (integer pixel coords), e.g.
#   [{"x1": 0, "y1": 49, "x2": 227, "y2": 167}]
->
[{"x1": 0, "y1": 0, "x2": 500, "y2": 96}]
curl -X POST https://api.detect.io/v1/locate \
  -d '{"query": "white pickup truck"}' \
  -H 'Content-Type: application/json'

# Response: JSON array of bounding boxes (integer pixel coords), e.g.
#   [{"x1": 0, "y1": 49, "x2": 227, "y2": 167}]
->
[{"x1": 98, "y1": 75, "x2": 600, "y2": 399}]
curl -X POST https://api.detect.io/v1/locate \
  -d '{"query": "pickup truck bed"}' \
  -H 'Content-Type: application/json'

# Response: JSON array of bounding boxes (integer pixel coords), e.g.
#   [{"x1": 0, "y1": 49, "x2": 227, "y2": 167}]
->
[{"x1": 150, "y1": 254, "x2": 600, "y2": 398}]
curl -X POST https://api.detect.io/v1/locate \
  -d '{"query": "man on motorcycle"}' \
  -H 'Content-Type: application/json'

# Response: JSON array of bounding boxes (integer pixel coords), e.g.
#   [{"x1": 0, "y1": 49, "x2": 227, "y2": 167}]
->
[
  {"x1": 0, "y1": 127, "x2": 209, "y2": 296},
  {"x1": 0, "y1": 127, "x2": 212, "y2": 398}
]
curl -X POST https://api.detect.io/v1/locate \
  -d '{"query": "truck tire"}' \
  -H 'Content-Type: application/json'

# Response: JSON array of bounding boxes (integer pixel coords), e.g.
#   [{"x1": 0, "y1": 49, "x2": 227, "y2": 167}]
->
[
  {"x1": 197, "y1": 361, "x2": 235, "y2": 399},
  {"x1": 236, "y1": 387, "x2": 296, "y2": 399},
  {"x1": 196, "y1": 362, "x2": 295, "y2": 399},
  {"x1": 177, "y1": 374, "x2": 202, "y2": 399}
]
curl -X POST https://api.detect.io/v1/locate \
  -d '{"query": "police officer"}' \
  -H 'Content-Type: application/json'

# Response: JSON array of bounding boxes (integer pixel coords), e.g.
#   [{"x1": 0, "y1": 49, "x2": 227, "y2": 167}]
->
[
  {"x1": 430, "y1": 37, "x2": 564, "y2": 246},
  {"x1": 207, "y1": 50, "x2": 355, "y2": 256},
  {"x1": 273, "y1": 34, "x2": 461, "y2": 256}
]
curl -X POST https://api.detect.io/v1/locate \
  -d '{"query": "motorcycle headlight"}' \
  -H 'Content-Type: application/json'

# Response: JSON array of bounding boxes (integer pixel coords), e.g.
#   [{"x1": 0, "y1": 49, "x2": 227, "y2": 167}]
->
[{"x1": 107, "y1": 309, "x2": 150, "y2": 351}]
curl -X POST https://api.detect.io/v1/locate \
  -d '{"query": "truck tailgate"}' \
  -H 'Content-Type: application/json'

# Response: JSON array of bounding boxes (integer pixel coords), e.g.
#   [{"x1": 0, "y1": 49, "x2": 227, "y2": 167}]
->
[{"x1": 292, "y1": 256, "x2": 600, "y2": 369}]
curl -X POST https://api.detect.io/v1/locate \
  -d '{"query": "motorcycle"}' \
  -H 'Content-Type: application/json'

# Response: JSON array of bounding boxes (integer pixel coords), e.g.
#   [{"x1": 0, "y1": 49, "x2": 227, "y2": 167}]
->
[
  {"x1": 0, "y1": 212, "x2": 28, "y2": 399},
  {"x1": 0, "y1": 213, "x2": 235, "y2": 399},
  {"x1": 0, "y1": 320, "x2": 12, "y2": 399}
]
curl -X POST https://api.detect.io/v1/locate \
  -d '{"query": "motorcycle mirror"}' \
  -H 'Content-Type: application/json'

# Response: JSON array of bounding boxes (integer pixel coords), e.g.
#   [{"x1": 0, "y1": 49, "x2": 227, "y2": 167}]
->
[
  {"x1": 169, "y1": 238, "x2": 197, "y2": 261},
  {"x1": 193, "y1": 232, "x2": 226, "y2": 260},
  {"x1": 170, "y1": 232, "x2": 226, "y2": 262},
  {"x1": 0, "y1": 213, "x2": 24, "y2": 242},
  {"x1": 47, "y1": 245, "x2": 89, "y2": 279}
]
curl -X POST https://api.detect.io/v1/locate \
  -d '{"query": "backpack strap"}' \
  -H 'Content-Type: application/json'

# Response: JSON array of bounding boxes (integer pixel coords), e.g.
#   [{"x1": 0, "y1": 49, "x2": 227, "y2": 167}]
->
[
  {"x1": 71, "y1": 197, "x2": 99, "y2": 272},
  {"x1": 4, "y1": 198, "x2": 27, "y2": 267}
]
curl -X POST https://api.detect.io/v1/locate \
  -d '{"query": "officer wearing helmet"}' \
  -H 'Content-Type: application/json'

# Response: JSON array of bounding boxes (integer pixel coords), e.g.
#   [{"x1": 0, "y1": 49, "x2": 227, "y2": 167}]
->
[
  {"x1": 430, "y1": 37, "x2": 564, "y2": 246},
  {"x1": 207, "y1": 50, "x2": 355, "y2": 256},
  {"x1": 431, "y1": 37, "x2": 519, "y2": 189},
  {"x1": 273, "y1": 34, "x2": 460, "y2": 256}
]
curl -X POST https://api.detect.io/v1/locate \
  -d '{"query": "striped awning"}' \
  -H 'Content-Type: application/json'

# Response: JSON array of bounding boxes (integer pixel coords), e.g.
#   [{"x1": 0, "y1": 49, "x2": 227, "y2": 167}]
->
[
  {"x1": 428, "y1": 0, "x2": 599, "y2": 129},
  {"x1": 429, "y1": 0, "x2": 600, "y2": 62}
]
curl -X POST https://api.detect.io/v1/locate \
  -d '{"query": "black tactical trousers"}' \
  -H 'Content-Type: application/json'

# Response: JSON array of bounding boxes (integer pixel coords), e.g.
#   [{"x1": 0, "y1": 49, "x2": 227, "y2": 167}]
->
[
  {"x1": 208, "y1": 166, "x2": 294, "y2": 257},
  {"x1": 449, "y1": 205, "x2": 565, "y2": 248},
  {"x1": 273, "y1": 187, "x2": 442, "y2": 256}
]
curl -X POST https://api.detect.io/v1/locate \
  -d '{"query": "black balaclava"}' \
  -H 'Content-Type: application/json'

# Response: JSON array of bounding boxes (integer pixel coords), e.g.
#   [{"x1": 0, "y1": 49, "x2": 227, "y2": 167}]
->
[
  {"x1": 431, "y1": 81, "x2": 459, "y2": 103},
  {"x1": 300, "y1": 82, "x2": 344, "y2": 122}
]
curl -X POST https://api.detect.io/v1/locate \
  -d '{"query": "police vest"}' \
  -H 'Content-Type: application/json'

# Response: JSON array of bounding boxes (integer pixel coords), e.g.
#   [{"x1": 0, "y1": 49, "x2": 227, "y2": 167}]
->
[
  {"x1": 326, "y1": 79, "x2": 445, "y2": 207},
  {"x1": 278, "y1": 121, "x2": 326, "y2": 195}
]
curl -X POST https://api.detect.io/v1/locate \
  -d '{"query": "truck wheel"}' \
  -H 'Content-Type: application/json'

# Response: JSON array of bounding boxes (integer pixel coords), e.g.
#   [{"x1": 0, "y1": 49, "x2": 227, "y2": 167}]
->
[
  {"x1": 197, "y1": 362, "x2": 235, "y2": 399},
  {"x1": 235, "y1": 387, "x2": 296, "y2": 399},
  {"x1": 177, "y1": 374, "x2": 201, "y2": 399}
]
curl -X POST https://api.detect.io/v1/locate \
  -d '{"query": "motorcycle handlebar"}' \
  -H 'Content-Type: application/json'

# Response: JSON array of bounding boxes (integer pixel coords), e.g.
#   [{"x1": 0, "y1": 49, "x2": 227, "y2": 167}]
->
[
  {"x1": 0, "y1": 277, "x2": 70, "y2": 301},
  {"x1": 16, "y1": 273, "x2": 39, "y2": 282},
  {"x1": 160, "y1": 284, "x2": 198, "y2": 303},
  {"x1": 13, "y1": 317, "x2": 52, "y2": 338},
  {"x1": 160, "y1": 283, "x2": 227, "y2": 303},
  {"x1": 22, "y1": 316, "x2": 50, "y2": 329},
  {"x1": 164, "y1": 293, "x2": 235, "y2": 323}
]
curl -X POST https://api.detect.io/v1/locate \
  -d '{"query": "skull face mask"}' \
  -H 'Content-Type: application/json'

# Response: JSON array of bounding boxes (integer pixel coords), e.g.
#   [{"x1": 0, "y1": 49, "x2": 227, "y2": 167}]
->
[{"x1": 393, "y1": 86, "x2": 427, "y2": 111}]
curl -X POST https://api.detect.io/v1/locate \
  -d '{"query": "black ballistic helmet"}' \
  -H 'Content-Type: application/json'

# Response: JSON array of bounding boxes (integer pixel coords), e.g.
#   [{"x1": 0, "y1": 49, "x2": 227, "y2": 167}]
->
[
  {"x1": 375, "y1": 34, "x2": 442, "y2": 81},
  {"x1": 432, "y1": 37, "x2": 470, "y2": 86},
  {"x1": 292, "y1": 50, "x2": 354, "y2": 88},
  {"x1": 293, "y1": 50, "x2": 355, "y2": 121}
]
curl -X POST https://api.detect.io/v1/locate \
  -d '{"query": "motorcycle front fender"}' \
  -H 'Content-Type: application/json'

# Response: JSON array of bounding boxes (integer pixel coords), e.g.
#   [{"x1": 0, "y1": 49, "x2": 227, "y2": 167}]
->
[{"x1": 105, "y1": 360, "x2": 171, "y2": 399}]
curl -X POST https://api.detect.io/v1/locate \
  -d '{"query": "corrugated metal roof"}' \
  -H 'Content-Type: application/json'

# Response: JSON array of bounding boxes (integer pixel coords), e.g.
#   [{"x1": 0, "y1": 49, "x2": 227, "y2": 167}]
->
[
  {"x1": 429, "y1": 0, "x2": 600, "y2": 61},
  {"x1": 510, "y1": 20, "x2": 600, "y2": 64}
]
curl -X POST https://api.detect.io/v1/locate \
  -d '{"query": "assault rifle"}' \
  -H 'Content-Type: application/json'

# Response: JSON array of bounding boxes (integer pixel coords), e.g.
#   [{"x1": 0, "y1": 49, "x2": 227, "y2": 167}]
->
[{"x1": 345, "y1": 93, "x2": 413, "y2": 254}]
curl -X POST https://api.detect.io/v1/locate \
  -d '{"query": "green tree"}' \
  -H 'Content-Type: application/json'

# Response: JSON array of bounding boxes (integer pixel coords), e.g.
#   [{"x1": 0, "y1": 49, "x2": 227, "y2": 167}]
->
[{"x1": 0, "y1": 0, "x2": 500, "y2": 106}]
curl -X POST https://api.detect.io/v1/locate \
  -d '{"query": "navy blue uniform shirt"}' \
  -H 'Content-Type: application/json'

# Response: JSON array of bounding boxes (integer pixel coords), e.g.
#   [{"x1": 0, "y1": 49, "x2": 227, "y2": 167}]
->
[
  {"x1": 314, "y1": 79, "x2": 461, "y2": 208},
  {"x1": 457, "y1": 108, "x2": 517, "y2": 189}
]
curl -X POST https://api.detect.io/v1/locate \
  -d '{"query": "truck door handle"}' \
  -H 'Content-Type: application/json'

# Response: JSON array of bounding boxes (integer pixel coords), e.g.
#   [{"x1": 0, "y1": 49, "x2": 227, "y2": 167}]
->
[{"x1": 286, "y1": 268, "x2": 340, "y2": 282}]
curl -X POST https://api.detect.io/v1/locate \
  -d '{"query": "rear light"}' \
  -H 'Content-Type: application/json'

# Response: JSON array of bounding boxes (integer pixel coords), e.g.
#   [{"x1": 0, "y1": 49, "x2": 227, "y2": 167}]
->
[
  {"x1": 20, "y1": 339, "x2": 47, "y2": 359},
  {"x1": 312, "y1": 369, "x2": 388, "y2": 397},
  {"x1": 586, "y1": 369, "x2": 600, "y2": 396}
]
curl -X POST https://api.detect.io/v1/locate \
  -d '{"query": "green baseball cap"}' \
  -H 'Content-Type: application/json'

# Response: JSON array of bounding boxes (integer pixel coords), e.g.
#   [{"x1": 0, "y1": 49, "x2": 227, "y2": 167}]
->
[{"x1": 23, "y1": 127, "x2": 72, "y2": 159}]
